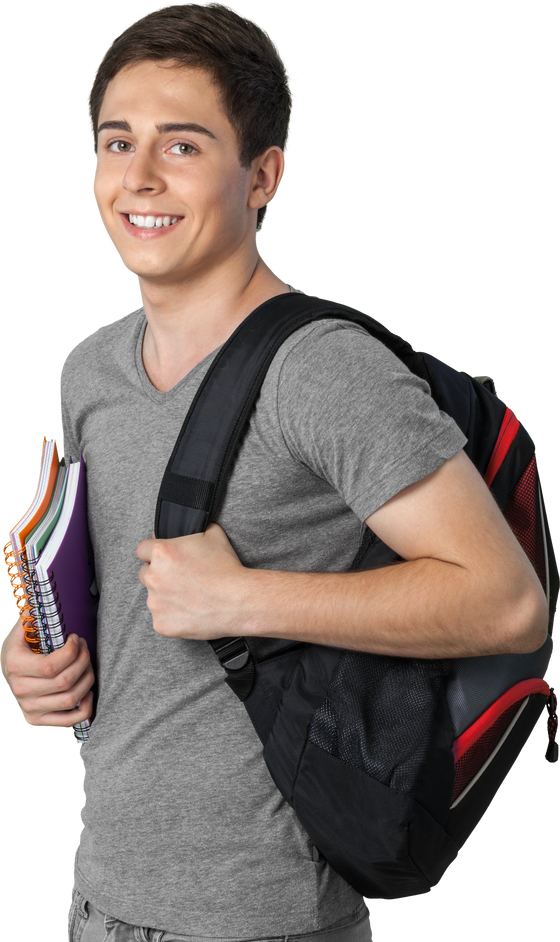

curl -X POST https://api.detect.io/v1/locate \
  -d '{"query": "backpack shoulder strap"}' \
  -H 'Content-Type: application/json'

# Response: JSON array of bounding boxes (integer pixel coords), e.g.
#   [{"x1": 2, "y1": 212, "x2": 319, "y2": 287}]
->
[
  {"x1": 154, "y1": 292, "x2": 416, "y2": 541},
  {"x1": 153, "y1": 291, "x2": 416, "y2": 693}
]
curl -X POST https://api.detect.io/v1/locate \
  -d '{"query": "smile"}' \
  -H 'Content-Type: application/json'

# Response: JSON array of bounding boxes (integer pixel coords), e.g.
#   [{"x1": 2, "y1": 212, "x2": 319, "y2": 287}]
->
[
  {"x1": 127, "y1": 214, "x2": 180, "y2": 228},
  {"x1": 120, "y1": 213, "x2": 184, "y2": 239}
]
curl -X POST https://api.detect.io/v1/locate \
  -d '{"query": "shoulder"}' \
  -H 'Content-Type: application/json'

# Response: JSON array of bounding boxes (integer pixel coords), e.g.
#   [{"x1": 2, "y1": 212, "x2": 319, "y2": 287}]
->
[
  {"x1": 278, "y1": 316, "x2": 386, "y2": 360},
  {"x1": 276, "y1": 316, "x2": 411, "y2": 380},
  {"x1": 256, "y1": 300, "x2": 438, "y2": 439}
]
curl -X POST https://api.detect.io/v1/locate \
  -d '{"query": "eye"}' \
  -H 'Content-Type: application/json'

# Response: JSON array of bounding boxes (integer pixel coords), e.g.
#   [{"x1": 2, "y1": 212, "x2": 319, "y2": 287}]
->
[
  {"x1": 107, "y1": 140, "x2": 135, "y2": 153},
  {"x1": 105, "y1": 140, "x2": 196, "y2": 157},
  {"x1": 168, "y1": 141, "x2": 196, "y2": 157}
]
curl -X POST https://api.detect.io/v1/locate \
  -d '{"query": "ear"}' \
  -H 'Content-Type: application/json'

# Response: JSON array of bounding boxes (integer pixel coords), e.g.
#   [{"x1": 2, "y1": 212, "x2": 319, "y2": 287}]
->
[{"x1": 247, "y1": 146, "x2": 285, "y2": 213}]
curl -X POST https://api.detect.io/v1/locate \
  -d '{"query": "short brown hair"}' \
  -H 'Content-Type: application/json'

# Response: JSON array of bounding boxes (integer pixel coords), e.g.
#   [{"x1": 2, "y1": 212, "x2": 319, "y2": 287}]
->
[{"x1": 89, "y1": 4, "x2": 291, "y2": 229}]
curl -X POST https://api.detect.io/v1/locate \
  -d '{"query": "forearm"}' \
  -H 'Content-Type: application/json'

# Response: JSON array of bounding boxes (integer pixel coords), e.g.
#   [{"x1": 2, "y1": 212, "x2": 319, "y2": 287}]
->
[{"x1": 241, "y1": 556, "x2": 548, "y2": 658}]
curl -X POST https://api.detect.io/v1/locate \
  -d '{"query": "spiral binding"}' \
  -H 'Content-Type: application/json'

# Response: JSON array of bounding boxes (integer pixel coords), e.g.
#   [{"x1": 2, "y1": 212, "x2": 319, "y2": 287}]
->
[
  {"x1": 1, "y1": 528, "x2": 90, "y2": 746},
  {"x1": 4, "y1": 541, "x2": 46, "y2": 652},
  {"x1": 544, "y1": 684, "x2": 560, "y2": 762},
  {"x1": 32, "y1": 570, "x2": 66, "y2": 651},
  {"x1": 4, "y1": 539, "x2": 91, "y2": 743}
]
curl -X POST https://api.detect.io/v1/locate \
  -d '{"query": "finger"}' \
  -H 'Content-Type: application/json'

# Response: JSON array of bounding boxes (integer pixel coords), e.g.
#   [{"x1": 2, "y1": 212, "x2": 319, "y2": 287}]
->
[
  {"x1": 22, "y1": 690, "x2": 93, "y2": 727},
  {"x1": 138, "y1": 562, "x2": 150, "y2": 587},
  {"x1": 136, "y1": 538, "x2": 155, "y2": 562},
  {"x1": 18, "y1": 662, "x2": 95, "y2": 726},
  {"x1": 4, "y1": 622, "x2": 94, "y2": 724}
]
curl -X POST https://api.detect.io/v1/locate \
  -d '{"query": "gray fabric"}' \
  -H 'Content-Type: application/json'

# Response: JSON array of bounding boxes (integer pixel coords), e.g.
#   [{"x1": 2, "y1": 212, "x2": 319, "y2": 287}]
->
[
  {"x1": 69, "y1": 889, "x2": 372, "y2": 942},
  {"x1": 61, "y1": 298, "x2": 466, "y2": 938}
]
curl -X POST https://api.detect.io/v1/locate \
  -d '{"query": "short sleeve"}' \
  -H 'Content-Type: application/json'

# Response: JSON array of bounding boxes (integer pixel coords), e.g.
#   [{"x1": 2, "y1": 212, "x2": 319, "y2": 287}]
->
[
  {"x1": 60, "y1": 359, "x2": 81, "y2": 462},
  {"x1": 276, "y1": 321, "x2": 467, "y2": 521},
  {"x1": 58, "y1": 399, "x2": 80, "y2": 466}
]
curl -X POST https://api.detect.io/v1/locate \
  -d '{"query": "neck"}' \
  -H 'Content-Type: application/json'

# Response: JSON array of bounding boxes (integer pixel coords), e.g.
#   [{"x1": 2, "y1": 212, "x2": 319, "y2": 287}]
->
[{"x1": 137, "y1": 255, "x2": 290, "y2": 369}]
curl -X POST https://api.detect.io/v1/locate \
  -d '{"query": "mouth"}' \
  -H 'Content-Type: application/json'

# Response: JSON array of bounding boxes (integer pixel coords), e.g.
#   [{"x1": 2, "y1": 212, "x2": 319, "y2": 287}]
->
[
  {"x1": 123, "y1": 213, "x2": 183, "y2": 229},
  {"x1": 120, "y1": 213, "x2": 185, "y2": 239}
]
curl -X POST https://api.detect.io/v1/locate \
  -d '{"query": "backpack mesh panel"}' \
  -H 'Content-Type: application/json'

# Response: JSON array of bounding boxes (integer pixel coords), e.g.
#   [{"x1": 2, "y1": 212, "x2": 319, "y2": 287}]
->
[
  {"x1": 452, "y1": 701, "x2": 519, "y2": 802},
  {"x1": 308, "y1": 651, "x2": 449, "y2": 792},
  {"x1": 503, "y1": 457, "x2": 546, "y2": 592}
]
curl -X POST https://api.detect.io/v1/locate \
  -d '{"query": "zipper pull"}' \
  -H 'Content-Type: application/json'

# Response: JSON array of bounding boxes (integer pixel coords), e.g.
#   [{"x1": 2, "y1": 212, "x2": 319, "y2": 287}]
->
[{"x1": 545, "y1": 687, "x2": 558, "y2": 762}]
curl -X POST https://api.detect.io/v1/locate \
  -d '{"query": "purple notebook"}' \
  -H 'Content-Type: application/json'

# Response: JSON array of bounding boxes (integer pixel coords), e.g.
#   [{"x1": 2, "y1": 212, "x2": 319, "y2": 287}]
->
[{"x1": 35, "y1": 457, "x2": 98, "y2": 739}]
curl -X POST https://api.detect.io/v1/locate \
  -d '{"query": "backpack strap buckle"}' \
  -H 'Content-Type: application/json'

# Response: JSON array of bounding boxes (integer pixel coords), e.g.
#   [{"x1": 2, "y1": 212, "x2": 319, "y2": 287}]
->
[{"x1": 211, "y1": 636, "x2": 250, "y2": 671}]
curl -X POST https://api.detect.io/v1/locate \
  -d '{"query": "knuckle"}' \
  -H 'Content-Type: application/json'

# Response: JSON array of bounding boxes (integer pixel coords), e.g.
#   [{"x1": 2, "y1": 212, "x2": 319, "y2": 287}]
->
[
  {"x1": 53, "y1": 669, "x2": 72, "y2": 693},
  {"x1": 61, "y1": 691, "x2": 79, "y2": 711},
  {"x1": 19, "y1": 700, "x2": 34, "y2": 715},
  {"x1": 10, "y1": 678, "x2": 26, "y2": 698},
  {"x1": 3, "y1": 651, "x2": 16, "y2": 675},
  {"x1": 4, "y1": 650, "x2": 26, "y2": 678},
  {"x1": 42, "y1": 657, "x2": 60, "y2": 679}
]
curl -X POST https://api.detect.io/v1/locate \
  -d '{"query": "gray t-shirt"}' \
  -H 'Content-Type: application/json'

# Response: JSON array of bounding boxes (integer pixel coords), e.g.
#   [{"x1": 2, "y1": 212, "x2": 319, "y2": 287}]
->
[{"x1": 61, "y1": 298, "x2": 466, "y2": 938}]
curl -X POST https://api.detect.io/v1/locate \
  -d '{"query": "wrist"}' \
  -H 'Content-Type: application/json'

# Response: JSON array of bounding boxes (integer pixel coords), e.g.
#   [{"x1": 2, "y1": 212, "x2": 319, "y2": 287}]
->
[{"x1": 237, "y1": 566, "x2": 292, "y2": 639}]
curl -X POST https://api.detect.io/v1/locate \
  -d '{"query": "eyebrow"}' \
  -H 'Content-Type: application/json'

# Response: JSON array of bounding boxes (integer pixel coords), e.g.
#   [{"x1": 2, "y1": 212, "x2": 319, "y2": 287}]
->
[{"x1": 96, "y1": 120, "x2": 216, "y2": 139}]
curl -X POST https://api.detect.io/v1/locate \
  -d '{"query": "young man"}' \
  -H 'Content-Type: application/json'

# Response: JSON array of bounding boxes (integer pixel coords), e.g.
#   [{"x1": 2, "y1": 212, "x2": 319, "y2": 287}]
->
[{"x1": 1, "y1": 5, "x2": 548, "y2": 941}]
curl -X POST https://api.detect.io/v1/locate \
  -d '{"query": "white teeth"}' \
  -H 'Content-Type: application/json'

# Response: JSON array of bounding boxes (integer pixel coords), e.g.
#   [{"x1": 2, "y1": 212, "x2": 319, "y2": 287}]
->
[{"x1": 127, "y1": 214, "x2": 178, "y2": 228}]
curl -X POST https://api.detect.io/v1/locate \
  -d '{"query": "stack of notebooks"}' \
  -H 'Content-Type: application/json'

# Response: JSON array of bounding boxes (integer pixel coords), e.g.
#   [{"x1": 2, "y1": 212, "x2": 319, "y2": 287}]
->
[{"x1": 4, "y1": 439, "x2": 98, "y2": 741}]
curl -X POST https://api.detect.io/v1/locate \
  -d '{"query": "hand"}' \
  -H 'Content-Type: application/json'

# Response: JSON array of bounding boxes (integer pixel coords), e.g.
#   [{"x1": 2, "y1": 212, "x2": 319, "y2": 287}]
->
[
  {"x1": 1, "y1": 619, "x2": 95, "y2": 726},
  {"x1": 136, "y1": 524, "x2": 252, "y2": 641}
]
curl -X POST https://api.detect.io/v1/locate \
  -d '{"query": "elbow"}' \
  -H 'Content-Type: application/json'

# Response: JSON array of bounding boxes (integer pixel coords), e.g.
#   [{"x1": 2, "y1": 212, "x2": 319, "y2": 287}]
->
[{"x1": 501, "y1": 579, "x2": 549, "y2": 654}]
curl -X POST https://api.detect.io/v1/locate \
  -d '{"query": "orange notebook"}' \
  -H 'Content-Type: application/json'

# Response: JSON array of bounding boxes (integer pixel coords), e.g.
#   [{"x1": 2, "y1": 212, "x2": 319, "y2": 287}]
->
[{"x1": 2, "y1": 435, "x2": 63, "y2": 654}]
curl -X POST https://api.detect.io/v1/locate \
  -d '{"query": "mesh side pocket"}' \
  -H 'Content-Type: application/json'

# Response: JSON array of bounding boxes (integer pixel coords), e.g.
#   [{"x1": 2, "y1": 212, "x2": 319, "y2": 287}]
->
[
  {"x1": 504, "y1": 457, "x2": 546, "y2": 591},
  {"x1": 308, "y1": 651, "x2": 449, "y2": 792}
]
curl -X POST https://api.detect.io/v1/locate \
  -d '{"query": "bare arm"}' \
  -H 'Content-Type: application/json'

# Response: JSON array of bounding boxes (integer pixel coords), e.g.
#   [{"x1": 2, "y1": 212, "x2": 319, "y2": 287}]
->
[{"x1": 242, "y1": 450, "x2": 548, "y2": 656}]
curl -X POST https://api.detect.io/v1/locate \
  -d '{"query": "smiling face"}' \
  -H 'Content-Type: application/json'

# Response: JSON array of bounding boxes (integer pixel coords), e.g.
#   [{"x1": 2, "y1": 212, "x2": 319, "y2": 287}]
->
[{"x1": 94, "y1": 60, "x2": 267, "y2": 287}]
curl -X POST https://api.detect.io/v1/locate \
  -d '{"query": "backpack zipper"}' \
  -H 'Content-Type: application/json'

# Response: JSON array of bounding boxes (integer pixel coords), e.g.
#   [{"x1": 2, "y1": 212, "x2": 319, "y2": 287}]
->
[{"x1": 544, "y1": 684, "x2": 560, "y2": 762}]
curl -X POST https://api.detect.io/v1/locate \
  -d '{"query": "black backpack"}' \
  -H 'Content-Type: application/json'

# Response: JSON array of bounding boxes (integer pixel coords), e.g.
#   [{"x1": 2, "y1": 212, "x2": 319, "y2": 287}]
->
[{"x1": 155, "y1": 292, "x2": 558, "y2": 899}]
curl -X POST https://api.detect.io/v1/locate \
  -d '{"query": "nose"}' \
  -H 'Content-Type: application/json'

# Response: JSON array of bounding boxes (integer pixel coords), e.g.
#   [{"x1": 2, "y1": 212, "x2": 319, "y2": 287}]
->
[{"x1": 122, "y1": 146, "x2": 165, "y2": 195}]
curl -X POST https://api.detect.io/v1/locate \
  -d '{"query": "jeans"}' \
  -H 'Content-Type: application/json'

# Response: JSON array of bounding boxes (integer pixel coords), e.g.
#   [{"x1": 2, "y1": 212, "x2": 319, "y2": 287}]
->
[{"x1": 68, "y1": 889, "x2": 372, "y2": 942}]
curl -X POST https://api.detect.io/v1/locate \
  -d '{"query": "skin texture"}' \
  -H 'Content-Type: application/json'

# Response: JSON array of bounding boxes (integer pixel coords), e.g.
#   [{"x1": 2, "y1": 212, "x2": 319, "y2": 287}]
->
[{"x1": 93, "y1": 61, "x2": 288, "y2": 388}]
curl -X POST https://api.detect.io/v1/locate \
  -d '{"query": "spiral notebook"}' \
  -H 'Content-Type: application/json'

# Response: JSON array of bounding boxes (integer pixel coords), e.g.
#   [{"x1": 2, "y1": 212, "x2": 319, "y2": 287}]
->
[{"x1": 5, "y1": 439, "x2": 98, "y2": 742}]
